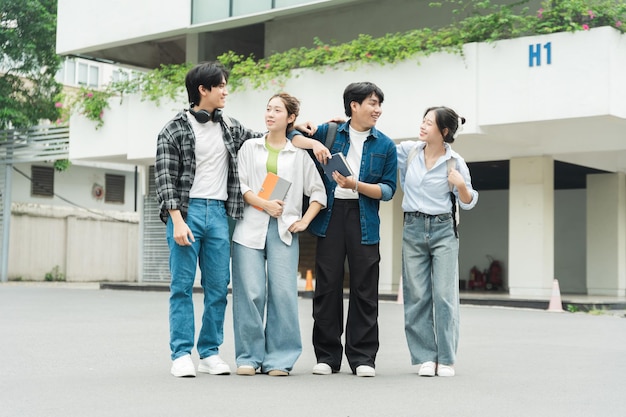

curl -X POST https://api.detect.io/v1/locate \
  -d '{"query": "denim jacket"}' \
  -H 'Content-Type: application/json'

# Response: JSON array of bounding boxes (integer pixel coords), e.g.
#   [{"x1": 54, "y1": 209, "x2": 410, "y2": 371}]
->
[{"x1": 306, "y1": 121, "x2": 397, "y2": 244}]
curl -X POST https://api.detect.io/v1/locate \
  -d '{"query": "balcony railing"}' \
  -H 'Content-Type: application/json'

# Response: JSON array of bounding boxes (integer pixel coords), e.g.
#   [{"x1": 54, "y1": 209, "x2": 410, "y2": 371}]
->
[{"x1": 0, "y1": 125, "x2": 69, "y2": 164}]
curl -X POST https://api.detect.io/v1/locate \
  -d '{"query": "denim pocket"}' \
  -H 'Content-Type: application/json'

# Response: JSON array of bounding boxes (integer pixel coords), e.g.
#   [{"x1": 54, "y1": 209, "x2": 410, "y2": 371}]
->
[
  {"x1": 368, "y1": 153, "x2": 386, "y2": 176},
  {"x1": 404, "y1": 213, "x2": 416, "y2": 226},
  {"x1": 436, "y1": 213, "x2": 452, "y2": 223}
]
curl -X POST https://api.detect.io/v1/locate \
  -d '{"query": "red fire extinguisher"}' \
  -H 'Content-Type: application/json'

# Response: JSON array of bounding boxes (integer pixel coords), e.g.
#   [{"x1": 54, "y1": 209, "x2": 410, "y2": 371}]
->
[{"x1": 485, "y1": 256, "x2": 503, "y2": 291}]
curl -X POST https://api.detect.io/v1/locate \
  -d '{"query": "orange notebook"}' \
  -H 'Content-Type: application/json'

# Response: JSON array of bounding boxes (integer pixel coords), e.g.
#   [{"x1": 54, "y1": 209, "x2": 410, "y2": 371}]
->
[{"x1": 254, "y1": 172, "x2": 292, "y2": 211}]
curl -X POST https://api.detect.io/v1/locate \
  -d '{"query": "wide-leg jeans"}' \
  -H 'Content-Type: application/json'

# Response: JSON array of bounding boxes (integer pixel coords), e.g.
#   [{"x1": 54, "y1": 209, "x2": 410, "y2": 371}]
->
[
  {"x1": 401, "y1": 211, "x2": 460, "y2": 366},
  {"x1": 166, "y1": 199, "x2": 230, "y2": 361},
  {"x1": 232, "y1": 217, "x2": 302, "y2": 373}
]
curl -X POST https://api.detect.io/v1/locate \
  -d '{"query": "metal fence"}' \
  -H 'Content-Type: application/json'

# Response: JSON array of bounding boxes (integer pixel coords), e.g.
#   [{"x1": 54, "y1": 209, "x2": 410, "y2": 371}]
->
[
  {"x1": 142, "y1": 166, "x2": 170, "y2": 282},
  {"x1": 0, "y1": 125, "x2": 70, "y2": 164}
]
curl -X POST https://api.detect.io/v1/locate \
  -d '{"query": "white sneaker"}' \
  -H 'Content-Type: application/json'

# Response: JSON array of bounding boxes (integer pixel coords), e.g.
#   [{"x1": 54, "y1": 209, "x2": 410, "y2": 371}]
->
[
  {"x1": 356, "y1": 365, "x2": 376, "y2": 377},
  {"x1": 312, "y1": 363, "x2": 333, "y2": 375},
  {"x1": 437, "y1": 364, "x2": 455, "y2": 377},
  {"x1": 171, "y1": 354, "x2": 196, "y2": 377},
  {"x1": 198, "y1": 355, "x2": 231, "y2": 375},
  {"x1": 418, "y1": 361, "x2": 436, "y2": 377}
]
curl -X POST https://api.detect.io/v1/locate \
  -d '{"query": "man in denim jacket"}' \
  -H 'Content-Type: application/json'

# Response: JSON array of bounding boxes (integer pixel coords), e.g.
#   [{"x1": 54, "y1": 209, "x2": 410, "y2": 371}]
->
[{"x1": 292, "y1": 82, "x2": 397, "y2": 377}]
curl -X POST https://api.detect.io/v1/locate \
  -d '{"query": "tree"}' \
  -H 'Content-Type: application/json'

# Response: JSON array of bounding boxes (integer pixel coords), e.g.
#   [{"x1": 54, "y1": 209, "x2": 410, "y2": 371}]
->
[{"x1": 0, "y1": 0, "x2": 61, "y2": 128}]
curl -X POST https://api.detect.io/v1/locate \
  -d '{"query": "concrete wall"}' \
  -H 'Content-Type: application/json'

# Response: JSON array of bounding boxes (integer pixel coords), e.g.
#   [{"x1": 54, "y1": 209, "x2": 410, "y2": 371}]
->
[
  {"x1": 56, "y1": 0, "x2": 190, "y2": 54},
  {"x1": 12, "y1": 163, "x2": 138, "y2": 212},
  {"x1": 8, "y1": 204, "x2": 138, "y2": 282},
  {"x1": 7, "y1": 162, "x2": 140, "y2": 282}
]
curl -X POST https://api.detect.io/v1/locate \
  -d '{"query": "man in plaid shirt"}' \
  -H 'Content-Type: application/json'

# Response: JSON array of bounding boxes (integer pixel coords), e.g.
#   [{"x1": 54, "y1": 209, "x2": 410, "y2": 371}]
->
[{"x1": 155, "y1": 61, "x2": 263, "y2": 377}]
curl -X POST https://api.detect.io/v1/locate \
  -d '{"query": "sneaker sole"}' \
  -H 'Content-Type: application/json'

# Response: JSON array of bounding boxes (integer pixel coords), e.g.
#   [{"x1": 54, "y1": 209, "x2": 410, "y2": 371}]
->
[
  {"x1": 171, "y1": 368, "x2": 196, "y2": 377},
  {"x1": 268, "y1": 370, "x2": 289, "y2": 376},
  {"x1": 312, "y1": 370, "x2": 332, "y2": 375},
  {"x1": 312, "y1": 368, "x2": 334, "y2": 375},
  {"x1": 198, "y1": 365, "x2": 231, "y2": 375}
]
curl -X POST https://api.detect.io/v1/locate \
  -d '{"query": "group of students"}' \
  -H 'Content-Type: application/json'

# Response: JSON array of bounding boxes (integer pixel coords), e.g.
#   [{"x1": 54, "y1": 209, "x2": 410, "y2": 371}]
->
[{"x1": 155, "y1": 61, "x2": 478, "y2": 379}]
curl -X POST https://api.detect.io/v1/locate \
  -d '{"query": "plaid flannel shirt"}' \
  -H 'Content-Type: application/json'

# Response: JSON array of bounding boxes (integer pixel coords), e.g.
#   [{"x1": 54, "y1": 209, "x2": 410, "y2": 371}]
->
[{"x1": 155, "y1": 110, "x2": 263, "y2": 223}]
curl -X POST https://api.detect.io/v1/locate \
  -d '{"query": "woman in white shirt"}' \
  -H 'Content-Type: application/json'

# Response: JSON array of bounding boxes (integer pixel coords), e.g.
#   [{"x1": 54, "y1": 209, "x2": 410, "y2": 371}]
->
[
  {"x1": 231, "y1": 93, "x2": 327, "y2": 376},
  {"x1": 396, "y1": 106, "x2": 478, "y2": 378}
]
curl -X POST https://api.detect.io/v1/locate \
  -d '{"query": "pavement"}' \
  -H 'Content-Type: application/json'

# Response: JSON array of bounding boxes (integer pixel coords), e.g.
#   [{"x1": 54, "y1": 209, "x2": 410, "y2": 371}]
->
[{"x1": 1, "y1": 282, "x2": 625, "y2": 417}]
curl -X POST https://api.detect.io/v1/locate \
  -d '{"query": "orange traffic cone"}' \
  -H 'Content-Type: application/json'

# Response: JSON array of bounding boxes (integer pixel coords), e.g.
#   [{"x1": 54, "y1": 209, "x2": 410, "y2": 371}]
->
[
  {"x1": 305, "y1": 269, "x2": 314, "y2": 292},
  {"x1": 547, "y1": 279, "x2": 564, "y2": 312},
  {"x1": 397, "y1": 276, "x2": 404, "y2": 304}
]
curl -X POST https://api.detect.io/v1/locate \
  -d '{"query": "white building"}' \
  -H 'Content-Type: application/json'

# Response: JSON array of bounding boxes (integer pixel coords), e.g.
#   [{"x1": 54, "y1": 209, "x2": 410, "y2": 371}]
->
[
  {"x1": 55, "y1": 0, "x2": 626, "y2": 297},
  {"x1": 0, "y1": 56, "x2": 143, "y2": 282}
]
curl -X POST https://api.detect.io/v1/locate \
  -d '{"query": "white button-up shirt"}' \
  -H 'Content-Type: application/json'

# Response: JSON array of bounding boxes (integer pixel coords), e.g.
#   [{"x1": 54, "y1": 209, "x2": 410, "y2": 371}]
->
[{"x1": 233, "y1": 137, "x2": 327, "y2": 249}]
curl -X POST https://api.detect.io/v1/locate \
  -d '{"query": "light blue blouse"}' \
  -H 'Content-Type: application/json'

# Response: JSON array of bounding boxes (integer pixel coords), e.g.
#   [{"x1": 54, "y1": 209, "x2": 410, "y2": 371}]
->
[{"x1": 397, "y1": 141, "x2": 478, "y2": 215}]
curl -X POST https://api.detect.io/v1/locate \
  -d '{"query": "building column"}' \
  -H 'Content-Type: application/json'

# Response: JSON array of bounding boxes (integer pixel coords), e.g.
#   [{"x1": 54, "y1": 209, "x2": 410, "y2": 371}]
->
[
  {"x1": 380, "y1": 186, "x2": 404, "y2": 295},
  {"x1": 185, "y1": 33, "x2": 199, "y2": 64},
  {"x1": 508, "y1": 157, "x2": 554, "y2": 297},
  {"x1": 586, "y1": 173, "x2": 626, "y2": 296}
]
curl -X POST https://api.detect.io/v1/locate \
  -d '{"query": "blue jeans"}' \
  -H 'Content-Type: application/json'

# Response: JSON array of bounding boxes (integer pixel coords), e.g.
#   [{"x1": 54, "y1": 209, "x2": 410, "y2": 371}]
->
[
  {"x1": 166, "y1": 199, "x2": 230, "y2": 360},
  {"x1": 231, "y1": 217, "x2": 301, "y2": 373},
  {"x1": 401, "y1": 211, "x2": 460, "y2": 366}
]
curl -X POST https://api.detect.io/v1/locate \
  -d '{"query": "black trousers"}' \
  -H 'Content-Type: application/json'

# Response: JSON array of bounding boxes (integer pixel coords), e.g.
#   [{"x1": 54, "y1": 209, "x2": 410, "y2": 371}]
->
[{"x1": 312, "y1": 199, "x2": 380, "y2": 373}]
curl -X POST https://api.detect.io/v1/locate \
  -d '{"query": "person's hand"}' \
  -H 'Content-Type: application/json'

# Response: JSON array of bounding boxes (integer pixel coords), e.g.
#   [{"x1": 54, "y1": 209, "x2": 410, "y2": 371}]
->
[
  {"x1": 173, "y1": 220, "x2": 195, "y2": 246},
  {"x1": 264, "y1": 200, "x2": 285, "y2": 218},
  {"x1": 312, "y1": 141, "x2": 331, "y2": 163},
  {"x1": 447, "y1": 168, "x2": 465, "y2": 189},
  {"x1": 288, "y1": 219, "x2": 310, "y2": 233},
  {"x1": 332, "y1": 172, "x2": 357, "y2": 191},
  {"x1": 294, "y1": 121, "x2": 317, "y2": 136}
]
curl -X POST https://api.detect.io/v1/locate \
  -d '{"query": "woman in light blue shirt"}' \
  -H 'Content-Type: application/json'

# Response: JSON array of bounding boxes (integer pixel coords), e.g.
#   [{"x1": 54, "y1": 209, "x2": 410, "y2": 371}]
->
[
  {"x1": 231, "y1": 93, "x2": 326, "y2": 376},
  {"x1": 396, "y1": 106, "x2": 478, "y2": 378}
]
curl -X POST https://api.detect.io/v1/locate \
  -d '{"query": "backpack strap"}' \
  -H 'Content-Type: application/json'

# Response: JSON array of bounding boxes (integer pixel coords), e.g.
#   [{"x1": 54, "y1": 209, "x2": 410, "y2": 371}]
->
[
  {"x1": 446, "y1": 158, "x2": 455, "y2": 191},
  {"x1": 447, "y1": 158, "x2": 459, "y2": 237},
  {"x1": 308, "y1": 122, "x2": 337, "y2": 179},
  {"x1": 407, "y1": 143, "x2": 419, "y2": 166},
  {"x1": 324, "y1": 122, "x2": 338, "y2": 150}
]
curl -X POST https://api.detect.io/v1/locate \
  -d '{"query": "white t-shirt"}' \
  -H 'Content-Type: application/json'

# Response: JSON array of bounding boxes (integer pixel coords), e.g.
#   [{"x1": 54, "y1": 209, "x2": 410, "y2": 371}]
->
[
  {"x1": 188, "y1": 117, "x2": 228, "y2": 200},
  {"x1": 334, "y1": 126, "x2": 368, "y2": 200}
]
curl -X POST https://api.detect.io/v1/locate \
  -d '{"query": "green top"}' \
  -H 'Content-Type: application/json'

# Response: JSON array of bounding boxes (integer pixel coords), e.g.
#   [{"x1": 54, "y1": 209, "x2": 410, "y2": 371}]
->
[{"x1": 265, "y1": 139, "x2": 281, "y2": 174}]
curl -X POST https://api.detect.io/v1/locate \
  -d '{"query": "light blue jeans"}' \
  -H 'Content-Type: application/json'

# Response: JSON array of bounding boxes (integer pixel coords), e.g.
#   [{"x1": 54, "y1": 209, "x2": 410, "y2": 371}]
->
[
  {"x1": 231, "y1": 217, "x2": 302, "y2": 373},
  {"x1": 166, "y1": 199, "x2": 230, "y2": 361},
  {"x1": 401, "y1": 211, "x2": 460, "y2": 366}
]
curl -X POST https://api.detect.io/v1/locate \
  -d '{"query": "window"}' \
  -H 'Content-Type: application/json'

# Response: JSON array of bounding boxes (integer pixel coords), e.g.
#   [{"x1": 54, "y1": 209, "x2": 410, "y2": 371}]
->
[
  {"x1": 31, "y1": 166, "x2": 54, "y2": 197},
  {"x1": 111, "y1": 69, "x2": 129, "y2": 83},
  {"x1": 88, "y1": 66, "x2": 99, "y2": 87},
  {"x1": 77, "y1": 62, "x2": 88, "y2": 85},
  {"x1": 105, "y1": 174, "x2": 125, "y2": 204},
  {"x1": 55, "y1": 58, "x2": 76, "y2": 85},
  {"x1": 191, "y1": 0, "x2": 318, "y2": 24},
  {"x1": 104, "y1": 174, "x2": 126, "y2": 204},
  {"x1": 57, "y1": 59, "x2": 99, "y2": 88}
]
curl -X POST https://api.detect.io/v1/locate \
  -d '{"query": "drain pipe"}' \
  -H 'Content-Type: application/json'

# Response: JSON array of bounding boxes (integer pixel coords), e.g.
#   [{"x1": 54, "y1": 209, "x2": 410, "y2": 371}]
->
[{"x1": 1, "y1": 161, "x2": 12, "y2": 283}]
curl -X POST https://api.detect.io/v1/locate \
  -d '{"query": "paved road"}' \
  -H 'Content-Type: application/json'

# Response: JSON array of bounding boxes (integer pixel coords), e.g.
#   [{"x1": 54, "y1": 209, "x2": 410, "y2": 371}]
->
[{"x1": 1, "y1": 283, "x2": 624, "y2": 417}]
